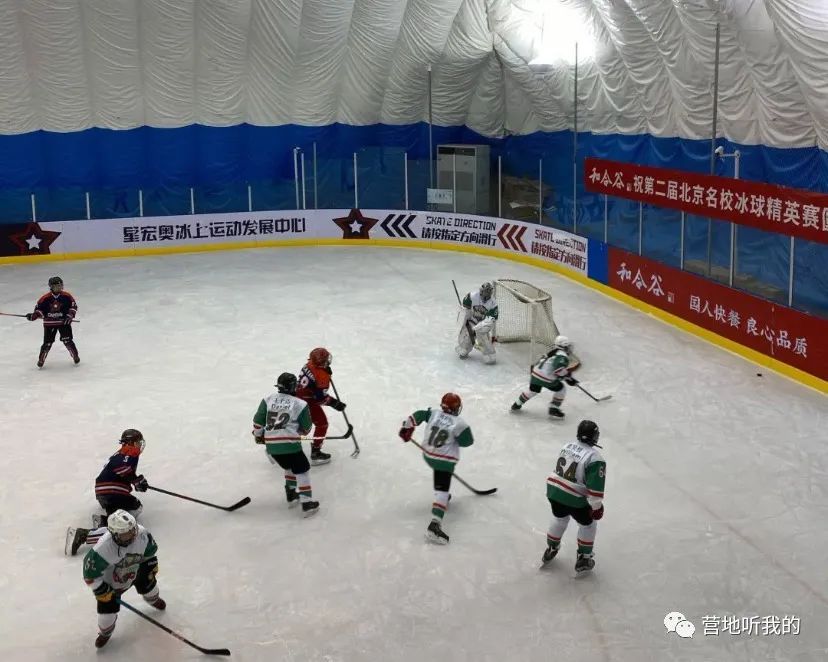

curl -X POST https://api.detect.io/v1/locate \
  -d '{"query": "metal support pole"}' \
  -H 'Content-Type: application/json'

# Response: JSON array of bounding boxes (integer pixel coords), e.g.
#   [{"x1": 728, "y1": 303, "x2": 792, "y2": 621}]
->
[
  {"x1": 498, "y1": 155, "x2": 502, "y2": 218},
  {"x1": 404, "y1": 152, "x2": 409, "y2": 210},
  {"x1": 353, "y1": 152, "x2": 359, "y2": 208},
  {"x1": 138, "y1": 189, "x2": 144, "y2": 217},
  {"x1": 247, "y1": 184, "x2": 253, "y2": 212},
  {"x1": 680, "y1": 211, "x2": 686, "y2": 270},
  {"x1": 733, "y1": 150, "x2": 740, "y2": 281},
  {"x1": 603, "y1": 194, "x2": 608, "y2": 243},
  {"x1": 30, "y1": 193, "x2": 36, "y2": 221},
  {"x1": 85, "y1": 192, "x2": 91, "y2": 220},
  {"x1": 300, "y1": 152, "x2": 307, "y2": 210},
  {"x1": 428, "y1": 64, "x2": 434, "y2": 191},
  {"x1": 788, "y1": 237, "x2": 795, "y2": 307},
  {"x1": 638, "y1": 202, "x2": 643, "y2": 255},
  {"x1": 452, "y1": 152, "x2": 457, "y2": 213},
  {"x1": 538, "y1": 158, "x2": 543, "y2": 224},
  {"x1": 313, "y1": 142, "x2": 318, "y2": 210},
  {"x1": 190, "y1": 187, "x2": 195, "y2": 214},
  {"x1": 293, "y1": 147, "x2": 300, "y2": 209},
  {"x1": 706, "y1": 23, "x2": 721, "y2": 278},
  {"x1": 573, "y1": 41, "x2": 578, "y2": 233}
]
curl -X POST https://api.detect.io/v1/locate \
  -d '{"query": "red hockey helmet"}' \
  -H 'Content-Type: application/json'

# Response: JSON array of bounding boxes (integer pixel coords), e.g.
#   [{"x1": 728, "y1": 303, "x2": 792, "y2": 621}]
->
[
  {"x1": 440, "y1": 392, "x2": 462, "y2": 415},
  {"x1": 309, "y1": 347, "x2": 332, "y2": 368}
]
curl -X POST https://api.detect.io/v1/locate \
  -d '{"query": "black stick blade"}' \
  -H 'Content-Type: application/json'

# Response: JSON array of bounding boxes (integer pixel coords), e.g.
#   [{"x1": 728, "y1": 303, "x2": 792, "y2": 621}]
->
[
  {"x1": 473, "y1": 487, "x2": 498, "y2": 496},
  {"x1": 201, "y1": 648, "x2": 231, "y2": 656},
  {"x1": 225, "y1": 497, "x2": 251, "y2": 511}
]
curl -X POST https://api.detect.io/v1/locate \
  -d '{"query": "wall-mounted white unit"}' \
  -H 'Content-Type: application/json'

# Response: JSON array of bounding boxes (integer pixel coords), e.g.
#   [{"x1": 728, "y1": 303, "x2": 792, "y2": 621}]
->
[{"x1": 436, "y1": 144, "x2": 490, "y2": 214}]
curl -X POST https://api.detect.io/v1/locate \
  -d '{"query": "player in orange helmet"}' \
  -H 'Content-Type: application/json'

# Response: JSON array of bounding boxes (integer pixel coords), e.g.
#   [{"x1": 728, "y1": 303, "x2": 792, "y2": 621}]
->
[
  {"x1": 398, "y1": 393, "x2": 474, "y2": 544},
  {"x1": 296, "y1": 348, "x2": 346, "y2": 465}
]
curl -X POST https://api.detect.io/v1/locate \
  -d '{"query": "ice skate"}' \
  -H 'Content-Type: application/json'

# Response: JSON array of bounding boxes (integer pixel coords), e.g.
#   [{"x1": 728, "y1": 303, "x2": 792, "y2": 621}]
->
[
  {"x1": 285, "y1": 486, "x2": 299, "y2": 508},
  {"x1": 548, "y1": 405, "x2": 565, "y2": 419},
  {"x1": 65, "y1": 527, "x2": 90, "y2": 556},
  {"x1": 310, "y1": 447, "x2": 331, "y2": 465},
  {"x1": 575, "y1": 553, "x2": 595, "y2": 575},
  {"x1": 540, "y1": 545, "x2": 559, "y2": 568},
  {"x1": 301, "y1": 500, "x2": 320, "y2": 518},
  {"x1": 425, "y1": 520, "x2": 449, "y2": 545},
  {"x1": 95, "y1": 633, "x2": 112, "y2": 649}
]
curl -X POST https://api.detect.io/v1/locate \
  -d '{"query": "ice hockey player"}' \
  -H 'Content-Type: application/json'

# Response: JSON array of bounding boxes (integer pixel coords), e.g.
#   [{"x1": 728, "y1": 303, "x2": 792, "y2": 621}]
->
[
  {"x1": 296, "y1": 347, "x2": 347, "y2": 465},
  {"x1": 82, "y1": 510, "x2": 165, "y2": 648},
  {"x1": 398, "y1": 393, "x2": 474, "y2": 544},
  {"x1": 253, "y1": 372, "x2": 320, "y2": 517},
  {"x1": 65, "y1": 429, "x2": 149, "y2": 556},
  {"x1": 456, "y1": 281, "x2": 498, "y2": 364},
  {"x1": 542, "y1": 420, "x2": 605, "y2": 574},
  {"x1": 511, "y1": 335, "x2": 580, "y2": 419},
  {"x1": 25, "y1": 275, "x2": 79, "y2": 367}
]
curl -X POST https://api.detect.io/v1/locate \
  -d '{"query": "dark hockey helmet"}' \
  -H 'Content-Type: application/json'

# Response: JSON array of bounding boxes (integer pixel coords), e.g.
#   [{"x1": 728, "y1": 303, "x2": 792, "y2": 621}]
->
[
  {"x1": 309, "y1": 347, "x2": 332, "y2": 368},
  {"x1": 576, "y1": 420, "x2": 600, "y2": 446},
  {"x1": 480, "y1": 281, "x2": 494, "y2": 301},
  {"x1": 276, "y1": 372, "x2": 298, "y2": 394},
  {"x1": 48, "y1": 276, "x2": 63, "y2": 292},
  {"x1": 440, "y1": 392, "x2": 462, "y2": 415},
  {"x1": 119, "y1": 428, "x2": 145, "y2": 452}
]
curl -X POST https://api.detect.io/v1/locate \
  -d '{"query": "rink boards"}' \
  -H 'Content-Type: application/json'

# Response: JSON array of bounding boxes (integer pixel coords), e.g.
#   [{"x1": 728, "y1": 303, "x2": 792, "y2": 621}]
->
[{"x1": 0, "y1": 208, "x2": 825, "y2": 392}]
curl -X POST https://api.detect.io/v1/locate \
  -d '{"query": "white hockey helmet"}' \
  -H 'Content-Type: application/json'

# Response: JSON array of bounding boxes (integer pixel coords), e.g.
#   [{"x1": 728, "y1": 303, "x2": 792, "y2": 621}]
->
[
  {"x1": 554, "y1": 335, "x2": 572, "y2": 351},
  {"x1": 107, "y1": 509, "x2": 138, "y2": 546},
  {"x1": 479, "y1": 281, "x2": 494, "y2": 301}
]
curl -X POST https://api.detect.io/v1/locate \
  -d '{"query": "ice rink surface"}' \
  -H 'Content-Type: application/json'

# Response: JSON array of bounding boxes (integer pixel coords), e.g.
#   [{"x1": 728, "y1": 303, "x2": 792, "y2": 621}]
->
[{"x1": 1, "y1": 246, "x2": 827, "y2": 662}]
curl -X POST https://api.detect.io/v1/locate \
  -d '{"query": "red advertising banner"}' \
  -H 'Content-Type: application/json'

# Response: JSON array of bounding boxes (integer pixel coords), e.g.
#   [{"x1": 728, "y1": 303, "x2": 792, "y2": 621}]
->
[
  {"x1": 608, "y1": 247, "x2": 828, "y2": 382},
  {"x1": 585, "y1": 157, "x2": 828, "y2": 245}
]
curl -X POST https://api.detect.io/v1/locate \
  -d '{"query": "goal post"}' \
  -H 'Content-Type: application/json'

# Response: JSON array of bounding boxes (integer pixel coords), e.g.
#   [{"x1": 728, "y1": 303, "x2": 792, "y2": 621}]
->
[{"x1": 494, "y1": 279, "x2": 560, "y2": 363}]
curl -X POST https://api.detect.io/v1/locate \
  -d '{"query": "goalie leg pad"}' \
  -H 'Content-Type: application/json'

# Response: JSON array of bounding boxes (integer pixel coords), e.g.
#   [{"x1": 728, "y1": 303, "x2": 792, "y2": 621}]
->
[{"x1": 456, "y1": 324, "x2": 474, "y2": 357}]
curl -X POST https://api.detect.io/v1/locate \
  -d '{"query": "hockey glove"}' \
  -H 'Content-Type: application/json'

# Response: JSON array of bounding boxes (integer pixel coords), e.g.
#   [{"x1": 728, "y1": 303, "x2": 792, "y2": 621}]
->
[
  {"x1": 398, "y1": 427, "x2": 413, "y2": 442},
  {"x1": 327, "y1": 398, "x2": 346, "y2": 412},
  {"x1": 93, "y1": 582, "x2": 115, "y2": 602},
  {"x1": 564, "y1": 376, "x2": 579, "y2": 386},
  {"x1": 25, "y1": 313, "x2": 35, "y2": 321},
  {"x1": 323, "y1": 366, "x2": 332, "y2": 375},
  {"x1": 590, "y1": 505, "x2": 604, "y2": 521},
  {"x1": 143, "y1": 556, "x2": 159, "y2": 581},
  {"x1": 253, "y1": 434, "x2": 265, "y2": 445},
  {"x1": 133, "y1": 475, "x2": 149, "y2": 492}
]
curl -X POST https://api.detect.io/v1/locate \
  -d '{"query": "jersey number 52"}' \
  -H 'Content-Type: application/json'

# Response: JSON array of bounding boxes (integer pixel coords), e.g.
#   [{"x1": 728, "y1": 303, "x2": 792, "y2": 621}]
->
[{"x1": 266, "y1": 412, "x2": 290, "y2": 431}]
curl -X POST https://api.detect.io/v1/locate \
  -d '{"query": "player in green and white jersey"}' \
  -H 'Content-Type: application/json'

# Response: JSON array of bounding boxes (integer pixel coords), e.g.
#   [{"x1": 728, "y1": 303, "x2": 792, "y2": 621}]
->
[
  {"x1": 542, "y1": 420, "x2": 606, "y2": 574},
  {"x1": 511, "y1": 335, "x2": 580, "y2": 418},
  {"x1": 253, "y1": 372, "x2": 319, "y2": 517},
  {"x1": 456, "y1": 281, "x2": 499, "y2": 364},
  {"x1": 399, "y1": 393, "x2": 474, "y2": 544},
  {"x1": 82, "y1": 510, "x2": 164, "y2": 648}
]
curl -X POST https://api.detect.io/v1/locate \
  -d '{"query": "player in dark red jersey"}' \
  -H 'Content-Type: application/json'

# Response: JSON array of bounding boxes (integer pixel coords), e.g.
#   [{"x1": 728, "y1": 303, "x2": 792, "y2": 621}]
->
[
  {"x1": 296, "y1": 347, "x2": 346, "y2": 465},
  {"x1": 65, "y1": 429, "x2": 150, "y2": 556},
  {"x1": 26, "y1": 275, "x2": 79, "y2": 367}
]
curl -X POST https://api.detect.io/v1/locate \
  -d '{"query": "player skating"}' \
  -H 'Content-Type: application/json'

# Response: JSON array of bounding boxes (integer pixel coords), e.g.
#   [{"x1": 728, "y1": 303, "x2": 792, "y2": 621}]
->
[
  {"x1": 456, "y1": 281, "x2": 498, "y2": 364},
  {"x1": 542, "y1": 420, "x2": 605, "y2": 574},
  {"x1": 511, "y1": 335, "x2": 580, "y2": 418},
  {"x1": 65, "y1": 429, "x2": 149, "y2": 556},
  {"x1": 82, "y1": 510, "x2": 165, "y2": 648},
  {"x1": 296, "y1": 347, "x2": 347, "y2": 465},
  {"x1": 253, "y1": 372, "x2": 320, "y2": 517},
  {"x1": 25, "y1": 276, "x2": 79, "y2": 367},
  {"x1": 398, "y1": 393, "x2": 474, "y2": 544}
]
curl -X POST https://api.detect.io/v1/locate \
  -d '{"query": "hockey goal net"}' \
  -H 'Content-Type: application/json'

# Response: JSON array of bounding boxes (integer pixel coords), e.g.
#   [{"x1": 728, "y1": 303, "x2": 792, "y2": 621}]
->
[{"x1": 495, "y1": 279, "x2": 560, "y2": 362}]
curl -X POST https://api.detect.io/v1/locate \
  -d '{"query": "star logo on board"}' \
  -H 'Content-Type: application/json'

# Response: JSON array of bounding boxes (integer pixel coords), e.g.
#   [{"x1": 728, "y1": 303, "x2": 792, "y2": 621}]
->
[
  {"x1": 332, "y1": 209, "x2": 378, "y2": 240},
  {"x1": 7, "y1": 222, "x2": 61, "y2": 256}
]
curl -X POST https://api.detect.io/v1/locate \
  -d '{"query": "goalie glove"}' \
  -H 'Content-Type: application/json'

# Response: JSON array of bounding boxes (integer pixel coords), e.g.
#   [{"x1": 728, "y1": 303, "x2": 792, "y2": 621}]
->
[{"x1": 398, "y1": 426, "x2": 413, "y2": 442}]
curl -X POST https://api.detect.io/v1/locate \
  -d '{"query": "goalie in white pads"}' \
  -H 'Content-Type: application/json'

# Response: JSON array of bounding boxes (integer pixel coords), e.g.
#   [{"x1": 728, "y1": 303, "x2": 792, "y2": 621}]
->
[
  {"x1": 456, "y1": 282, "x2": 498, "y2": 364},
  {"x1": 398, "y1": 393, "x2": 474, "y2": 544},
  {"x1": 542, "y1": 420, "x2": 606, "y2": 574},
  {"x1": 511, "y1": 335, "x2": 580, "y2": 418},
  {"x1": 82, "y1": 510, "x2": 165, "y2": 648}
]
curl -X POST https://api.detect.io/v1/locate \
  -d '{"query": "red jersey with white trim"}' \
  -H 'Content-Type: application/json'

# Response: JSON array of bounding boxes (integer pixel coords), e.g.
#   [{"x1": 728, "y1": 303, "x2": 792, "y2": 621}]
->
[
  {"x1": 31, "y1": 291, "x2": 77, "y2": 327},
  {"x1": 95, "y1": 447, "x2": 142, "y2": 498},
  {"x1": 296, "y1": 362, "x2": 331, "y2": 402}
]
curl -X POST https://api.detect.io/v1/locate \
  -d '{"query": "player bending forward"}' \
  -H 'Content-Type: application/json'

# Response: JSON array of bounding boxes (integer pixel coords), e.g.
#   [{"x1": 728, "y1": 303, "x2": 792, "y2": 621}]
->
[
  {"x1": 66, "y1": 429, "x2": 150, "y2": 556},
  {"x1": 83, "y1": 510, "x2": 165, "y2": 648},
  {"x1": 511, "y1": 335, "x2": 580, "y2": 419},
  {"x1": 456, "y1": 281, "x2": 498, "y2": 364},
  {"x1": 253, "y1": 373, "x2": 320, "y2": 517},
  {"x1": 542, "y1": 420, "x2": 605, "y2": 574},
  {"x1": 399, "y1": 393, "x2": 474, "y2": 544},
  {"x1": 296, "y1": 347, "x2": 346, "y2": 465},
  {"x1": 25, "y1": 275, "x2": 79, "y2": 367}
]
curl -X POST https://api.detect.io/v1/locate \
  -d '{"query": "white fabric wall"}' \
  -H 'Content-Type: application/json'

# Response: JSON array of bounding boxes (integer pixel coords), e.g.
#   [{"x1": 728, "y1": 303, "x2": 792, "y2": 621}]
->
[{"x1": 0, "y1": 0, "x2": 826, "y2": 149}]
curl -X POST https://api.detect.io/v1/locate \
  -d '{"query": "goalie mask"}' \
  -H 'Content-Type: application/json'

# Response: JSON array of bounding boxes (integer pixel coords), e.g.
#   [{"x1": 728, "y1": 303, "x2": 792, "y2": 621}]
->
[
  {"x1": 479, "y1": 282, "x2": 494, "y2": 302},
  {"x1": 554, "y1": 335, "x2": 572, "y2": 352}
]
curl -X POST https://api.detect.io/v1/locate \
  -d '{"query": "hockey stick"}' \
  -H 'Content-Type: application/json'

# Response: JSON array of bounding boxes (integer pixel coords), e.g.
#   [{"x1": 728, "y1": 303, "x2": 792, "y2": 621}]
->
[
  {"x1": 409, "y1": 439, "x2": 497, "y2": 495},
  {"x1": 146, "y1": 485, "x2": 251, "y2": 512},
  {"x1": 0, "y1": 312, "x2": 80, "y2": 322},
  {"x1": 451, "y1": 280, "x2": 462, "y2": 305},
  {"x1": 574, "y1": 382, "x2": 612, "y2": 403},
  {"x1": 118, "y1": 599, "x2": 230, "y2": 656},
  {"x1": 330, "y1": 378, "x2": 360, "y2": 458},
  {"x1": 255, "y1": 425, "x2": 354, "y2": 442}
]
